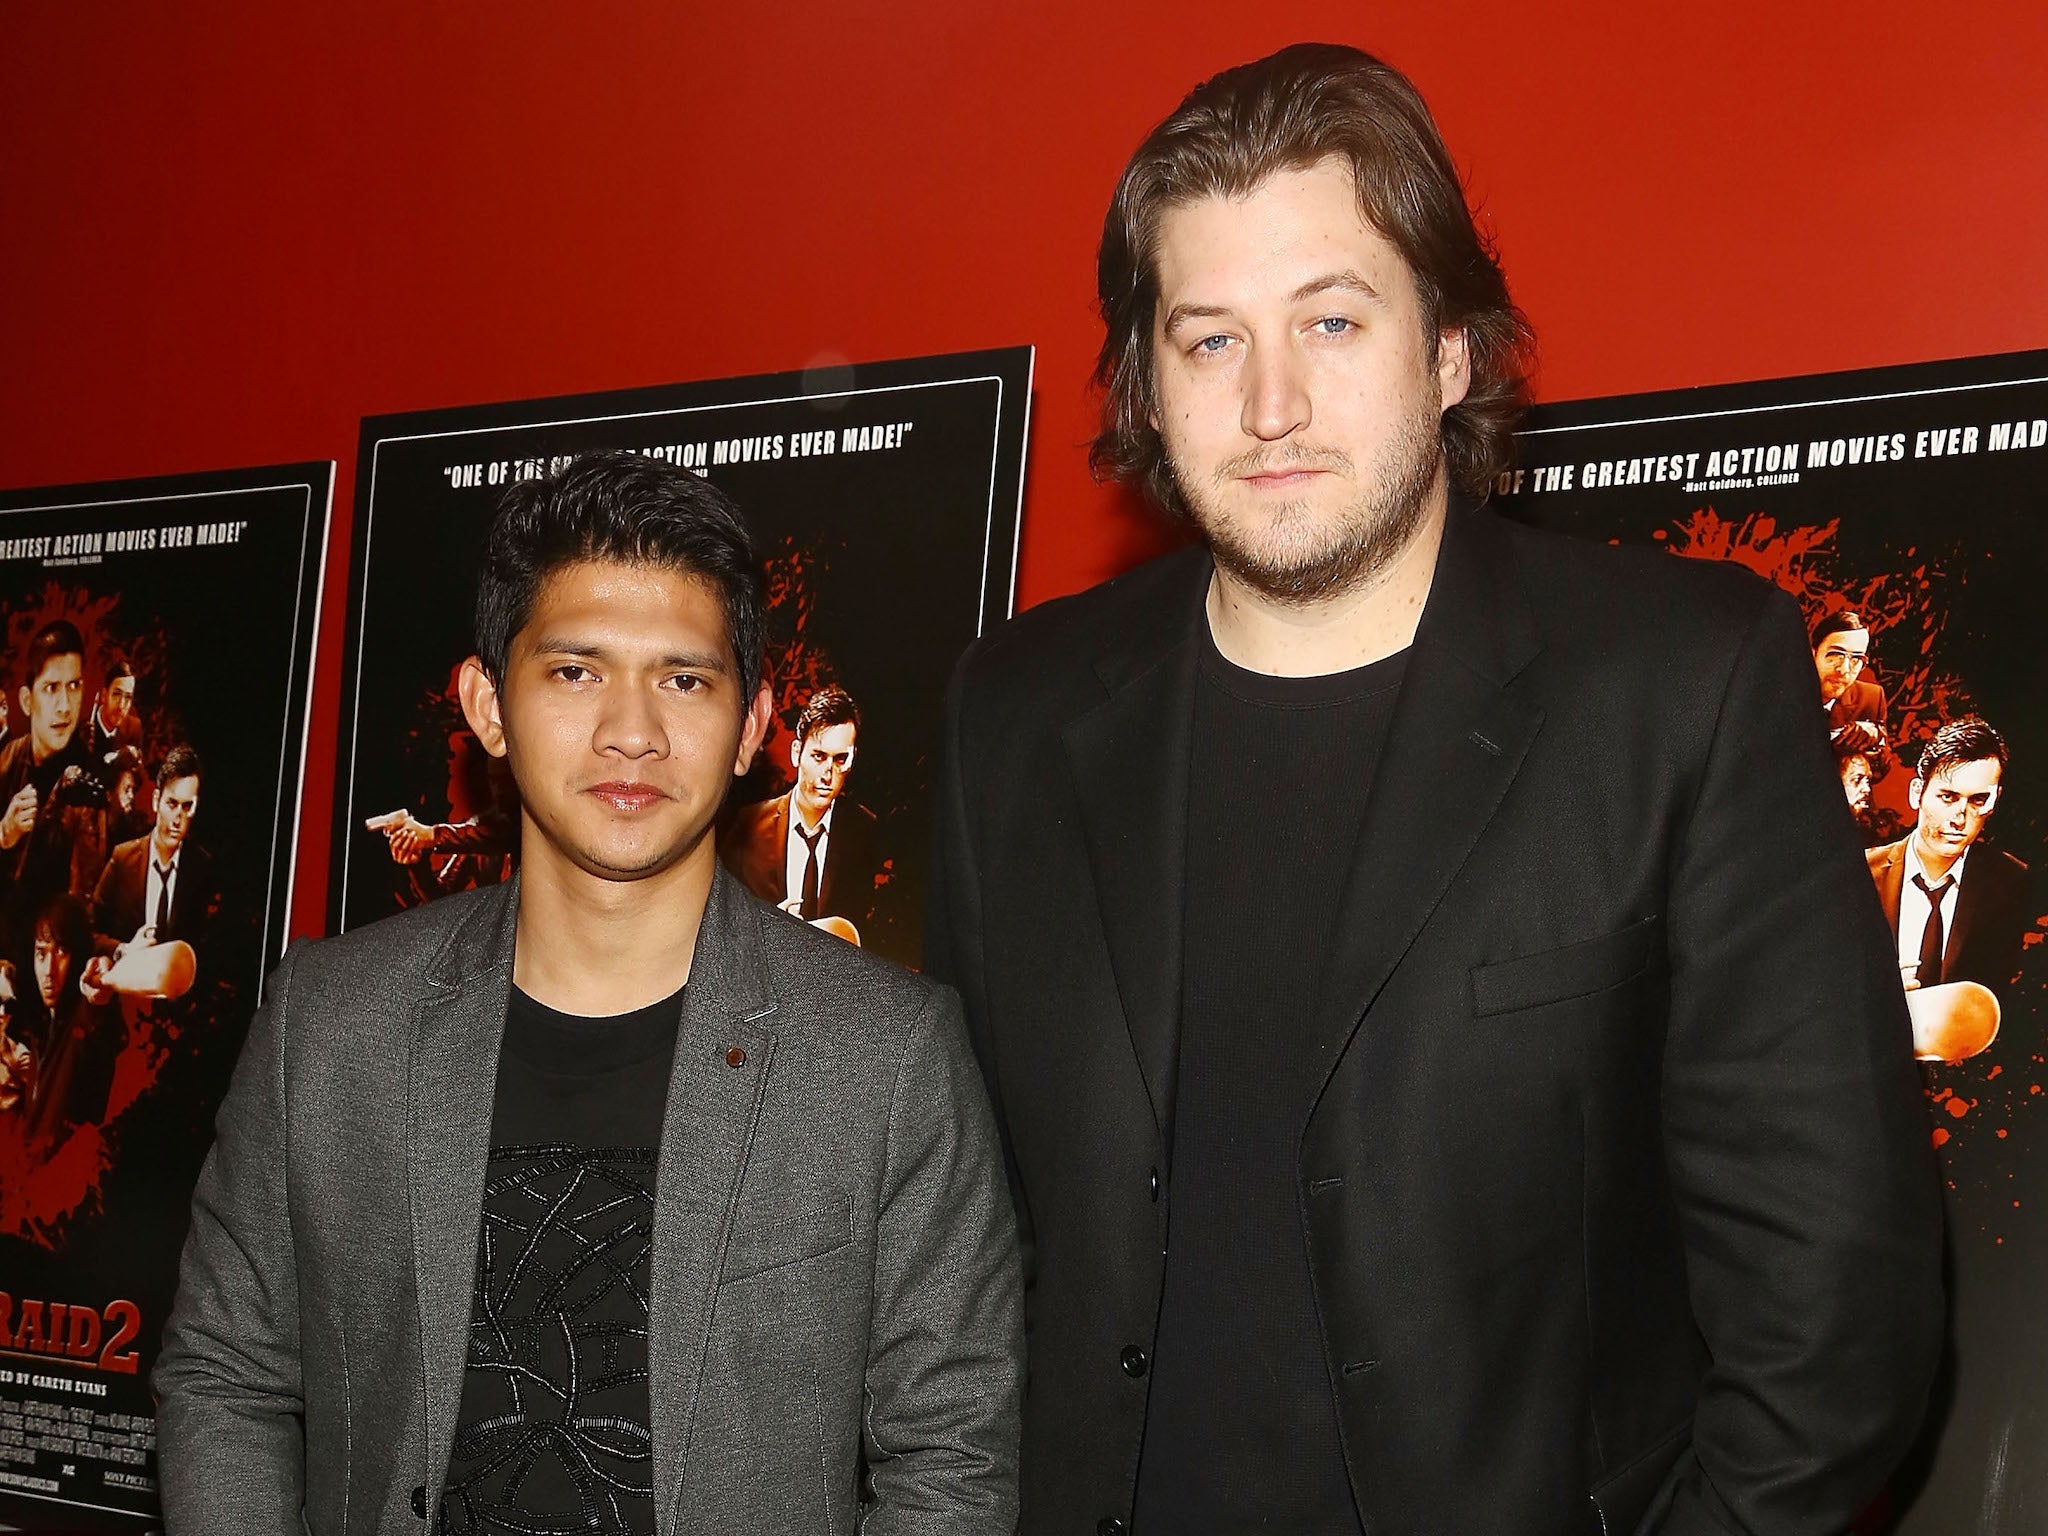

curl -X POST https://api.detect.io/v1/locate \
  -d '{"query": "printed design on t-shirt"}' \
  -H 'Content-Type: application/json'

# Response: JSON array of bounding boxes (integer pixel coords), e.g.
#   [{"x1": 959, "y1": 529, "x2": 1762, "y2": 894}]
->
[{"x1": 440, "y1": 1145, "x2": 660, "y2": 1535}]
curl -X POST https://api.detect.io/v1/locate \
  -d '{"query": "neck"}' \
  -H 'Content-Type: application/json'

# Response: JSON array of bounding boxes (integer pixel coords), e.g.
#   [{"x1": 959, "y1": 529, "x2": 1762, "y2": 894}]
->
[
  {"x1": 793, "y1": 796, "x2": 828, "y2": 832},
  {"x1": 1205, "y1": 487, "x2": 1448, "y2": 677},
  {"x1": 1914, "y1": 837, "x2": 1962, "y2": 884},
  {"x1": 152, "y1": 834, "x2": 177, "y2": 867},
  {"x1": 512, "y1": 826, "x2": 714, "y2": 1016}
]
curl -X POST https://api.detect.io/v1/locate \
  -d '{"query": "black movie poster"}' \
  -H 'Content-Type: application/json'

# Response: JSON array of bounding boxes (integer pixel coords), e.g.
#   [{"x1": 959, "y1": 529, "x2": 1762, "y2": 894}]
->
[
  {"x1": 332, "y1": 348, "x2": 1030, "y2": 970},
  {"x1": 1499, "y1": 351, "x2": 2048, "y2": 1534},
  {"x1": 0, "y1": 463, "x2": 330, "y2": 1530}
]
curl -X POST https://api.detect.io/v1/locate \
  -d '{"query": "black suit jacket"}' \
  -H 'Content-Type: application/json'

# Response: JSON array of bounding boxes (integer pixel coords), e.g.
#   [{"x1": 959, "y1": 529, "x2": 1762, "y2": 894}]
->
[
  {"x1": 928, "y1": 505, "x2": 1943, "y2": 1536},
  {"x1": 719, "y1": 791, "x2": 883, "y2": 936},
  {"x1": 1866, "y1": 835, "x2": 2030, "y2": 991},
  {"x1": 91, "y1": 835, "x2": 214, "y2": 953}
]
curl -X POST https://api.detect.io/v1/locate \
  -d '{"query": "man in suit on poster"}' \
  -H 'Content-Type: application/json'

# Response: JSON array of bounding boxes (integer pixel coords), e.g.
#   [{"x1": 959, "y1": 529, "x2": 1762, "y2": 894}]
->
[
  {"x1": 1867, "y1": 716, "x2": 2029, "y2": 994},
  {"x1": 82, "y1": 651, "x2": 143, "y2": 763},
  {"x1": 1813, "y1": 608, "x2": 1889, "y2": 754},
  {"x1": 89, "y1": 743, "x2": 213, "y2": 961},
  {"x1": 928, "y1": 43, "x2": 1942, "y2": 1536},
  {"x1": 721, "y1": 683, "x2": 884, "y2": 942}
]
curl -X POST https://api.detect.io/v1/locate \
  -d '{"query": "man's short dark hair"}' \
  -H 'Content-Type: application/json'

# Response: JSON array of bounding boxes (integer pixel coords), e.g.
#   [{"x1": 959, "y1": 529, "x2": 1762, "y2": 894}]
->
[
  {"x1": 102, "y1": 651, "x2": 135, "y2": 686},
  {"x1": 474, "y1": 450, "x2": 766, "y2": 701},
  {"x1": 1810, "y1": 609, "x2": 1870, "y2": 648},
  {"x1": 157, "y1": 743, "x2": 203, "y2": 791},
  {"x1": 22, "y1": 620, "x2": 85, "y2": 691},
  {"x1": 1091, "y1": 42, "x2": 1533, "y2": 512},
  {"x1": 1915, "y1": 716, "x2": 2007, "y2": 784},
  {"x1": 794, "y1": 684, "x2": 860, "y2": 748}
]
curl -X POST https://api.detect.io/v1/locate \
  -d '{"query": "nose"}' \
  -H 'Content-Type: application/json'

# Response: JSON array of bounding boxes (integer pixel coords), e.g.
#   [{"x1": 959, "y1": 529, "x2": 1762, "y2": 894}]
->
[
  {"x1": 1241, "y1": 338, "x2": 1312, "y2": 443},
  {"x1": 595, "y1": 681, "x2": 668, "y2": 759}
]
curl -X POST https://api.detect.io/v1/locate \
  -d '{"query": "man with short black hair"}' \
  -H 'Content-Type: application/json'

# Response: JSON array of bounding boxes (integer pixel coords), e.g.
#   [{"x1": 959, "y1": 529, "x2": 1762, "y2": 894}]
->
[
  {"x1": 0, "y1": 620, "x2": 91, "y2": 952},
  {"x1": 931, "y1": 42, "x2": 1941, "y2": 1536},
  {"x1": 1867, "y1": 716, "x2": 2029, "y2": 994},
  {"x1": 721, "y1": 682, "x2": 885, "y2": 942},
  {"x1": 158, "y1": 451, "x2": 1021, "y2": 1535}
]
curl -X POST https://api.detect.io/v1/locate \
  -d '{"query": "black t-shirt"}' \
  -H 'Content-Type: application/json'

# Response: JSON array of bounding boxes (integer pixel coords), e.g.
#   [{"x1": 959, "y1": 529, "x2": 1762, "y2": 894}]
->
[
  {"x1": 438, "y1": 983, "x2": 684, "y2": 1536},
  {"x1": 1132, "y1": 626, "x2": 1407, "y2": 1534}
]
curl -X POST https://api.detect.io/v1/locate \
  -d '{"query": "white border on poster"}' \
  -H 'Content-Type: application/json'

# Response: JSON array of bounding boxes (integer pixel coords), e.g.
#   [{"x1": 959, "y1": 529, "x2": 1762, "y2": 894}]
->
[{"x1": 1521, "y1": 373, "x2": 2048, "y2": 437}]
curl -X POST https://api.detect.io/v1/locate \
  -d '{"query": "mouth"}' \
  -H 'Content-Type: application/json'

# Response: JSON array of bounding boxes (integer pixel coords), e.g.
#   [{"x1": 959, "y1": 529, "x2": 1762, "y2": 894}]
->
[
  {"x1": 1239, "y1": 468, "x2": 1329, "y2": 491},
  {"x1": 588, "y1": 782, "x2": 670, "y2": 812}
]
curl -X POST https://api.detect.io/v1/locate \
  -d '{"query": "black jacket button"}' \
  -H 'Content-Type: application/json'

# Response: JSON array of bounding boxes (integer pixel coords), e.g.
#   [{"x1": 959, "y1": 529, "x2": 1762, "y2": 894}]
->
[
  {"x1": 411, "y1": 1483, "x2": 428, "y2": 1518},
  {"x1": 1098, "y1": 1519, "x2": 1128, "y2": 1536},
  {"x1": 1148, "y1": 1166, "x2": 1161, "y2": 1201},
  {"x1": 1120, "y1": 1344, "x2": 1148, "y2": 1377}
]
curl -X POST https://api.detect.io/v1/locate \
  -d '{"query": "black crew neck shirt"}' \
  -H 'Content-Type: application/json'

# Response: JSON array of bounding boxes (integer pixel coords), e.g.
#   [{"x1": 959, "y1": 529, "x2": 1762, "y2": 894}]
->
[
  {"x1": 1132, "y1": 626, "x2": 1407, "y2": 1534},
  {"x1": 439, "y1": 984, "x2": 684, "y2": 1536}
]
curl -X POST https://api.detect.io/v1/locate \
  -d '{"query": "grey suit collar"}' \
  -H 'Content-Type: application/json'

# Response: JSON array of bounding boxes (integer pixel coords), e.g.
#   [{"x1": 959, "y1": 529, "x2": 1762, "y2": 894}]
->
[{"x1": 405, "y1": 865, "x2": 780, "y2": 1534}]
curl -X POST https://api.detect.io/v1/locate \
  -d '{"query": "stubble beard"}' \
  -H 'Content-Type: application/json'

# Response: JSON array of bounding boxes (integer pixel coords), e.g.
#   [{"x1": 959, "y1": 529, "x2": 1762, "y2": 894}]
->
[{"x1": 1171, "y1": 403, "x2": 1445, "y2": 606}]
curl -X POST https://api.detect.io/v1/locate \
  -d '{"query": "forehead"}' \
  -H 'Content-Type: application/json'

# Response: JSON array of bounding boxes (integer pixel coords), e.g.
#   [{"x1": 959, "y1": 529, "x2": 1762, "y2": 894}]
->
[
  {"x1": 521, "y1": 559, "x2": 732, "y2": 656},
  {"x1": 162, "y1": 774, "x2": 201, "y2": 800},
  {"x1": 1928, "y1": 757, "x2": 2002, "y2": 793},
  {"x1": 804, "y1": 721, "x2": 857, "y2": 752},
  {"x1": 32, "y1": 651, "x2": 83, "y2": 686},
  {"x1": 1818, "y1": 628, "x2": 1869, "y2": 653},
  {"x1": 1150, "y1": 157, "x2": 1418, "y2": 316}
]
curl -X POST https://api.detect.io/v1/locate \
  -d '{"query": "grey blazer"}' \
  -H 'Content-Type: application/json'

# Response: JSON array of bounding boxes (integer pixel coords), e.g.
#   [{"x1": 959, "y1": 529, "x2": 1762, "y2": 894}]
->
[{"x1": 154, "y1": 867, "x2": 1022, "y2": 1535}]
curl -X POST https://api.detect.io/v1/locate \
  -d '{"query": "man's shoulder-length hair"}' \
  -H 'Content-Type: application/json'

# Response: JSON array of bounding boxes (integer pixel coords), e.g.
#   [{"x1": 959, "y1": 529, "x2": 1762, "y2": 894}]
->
[{"x1": 1091, "y1": 42, "x2": 1533, "y2": 512}]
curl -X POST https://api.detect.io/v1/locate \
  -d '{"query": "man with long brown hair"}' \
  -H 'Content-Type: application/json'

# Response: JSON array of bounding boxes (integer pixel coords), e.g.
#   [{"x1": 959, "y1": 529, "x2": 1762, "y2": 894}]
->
[{"x1": 929, "y1": 42, "x2": 1941, "y2": 1536}]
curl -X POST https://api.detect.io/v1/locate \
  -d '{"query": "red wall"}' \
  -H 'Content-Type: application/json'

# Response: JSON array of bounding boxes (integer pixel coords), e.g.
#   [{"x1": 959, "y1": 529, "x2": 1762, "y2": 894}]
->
[{"x1": 3, "y1": 0, "x2": 2045, "y2": 940}]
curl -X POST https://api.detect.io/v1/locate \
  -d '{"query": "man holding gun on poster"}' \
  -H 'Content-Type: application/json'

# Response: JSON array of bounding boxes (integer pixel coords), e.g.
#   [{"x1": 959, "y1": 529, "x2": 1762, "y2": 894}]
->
[
  {"x1": 0, "y1": 620, "x2": 91, "y2": 953},
  {"x1": 157, "y1": 451, "x2": 1020, "y2": 1535}
]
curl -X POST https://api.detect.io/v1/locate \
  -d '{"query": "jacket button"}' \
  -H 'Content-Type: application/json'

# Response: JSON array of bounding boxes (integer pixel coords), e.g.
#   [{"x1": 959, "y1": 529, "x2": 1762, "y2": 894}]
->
[
  {"x1": 1098, "y1": 1520, "x2": 1128, "y2": 1536},
  {"x1": 726, "y1": 1046, "x2": 747, "y2": 1068},
  {"x1": 1120, "y1": 1344, "x2": 1148, "y2": 1378},
  {"x1": 1147, "y1": 1166, "x2": 1161, "y2": 1202},
  {"x1": 410, "y1": 1484, "x2": 428, "y2": 1518}
]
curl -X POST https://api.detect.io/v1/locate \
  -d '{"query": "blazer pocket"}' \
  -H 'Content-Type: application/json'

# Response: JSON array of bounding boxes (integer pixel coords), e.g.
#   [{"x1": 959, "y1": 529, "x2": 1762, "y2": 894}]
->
[
  {"x1": 721, "y1": 1191, "x2": 854, "y2": 1284},
  {"x1": 1471, "y1": 914, "x2": 1662, "y2": 1018}
]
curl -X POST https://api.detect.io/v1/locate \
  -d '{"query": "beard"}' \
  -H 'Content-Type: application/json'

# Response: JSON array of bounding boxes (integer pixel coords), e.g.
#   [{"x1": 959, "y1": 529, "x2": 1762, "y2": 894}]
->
[{"x1": 1169, "y1": 401, "x2": 1444, "y2": 606}]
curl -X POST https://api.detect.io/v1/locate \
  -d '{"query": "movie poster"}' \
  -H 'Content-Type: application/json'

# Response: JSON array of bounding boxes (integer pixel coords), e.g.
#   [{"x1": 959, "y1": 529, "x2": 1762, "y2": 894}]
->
[
  {"x1": 1498, "y1": 351, "x2": 2048, "y2": 1533},
  {"x1": 331, "y1": 348, "x2": 1030, "y2": 970},
  {"x1": 0, "y1": 464, "x2": 331, "y2": 1530}
]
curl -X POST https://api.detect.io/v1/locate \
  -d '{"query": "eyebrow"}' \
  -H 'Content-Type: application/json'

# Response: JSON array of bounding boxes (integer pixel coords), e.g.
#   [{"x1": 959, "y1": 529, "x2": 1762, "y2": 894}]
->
[
  {"x1": 1160, "y1": 269, "x2": 1383, "y2": 335},
  {"x1": 529, "y1": 639, "x2": 731, "y2": 674}
]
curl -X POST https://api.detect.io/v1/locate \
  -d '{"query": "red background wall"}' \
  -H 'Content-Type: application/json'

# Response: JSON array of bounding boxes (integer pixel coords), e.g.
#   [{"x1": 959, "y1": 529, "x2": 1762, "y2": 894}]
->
[{"x1": 3, "y1": 0, "x2": 2046, "y2": 943}]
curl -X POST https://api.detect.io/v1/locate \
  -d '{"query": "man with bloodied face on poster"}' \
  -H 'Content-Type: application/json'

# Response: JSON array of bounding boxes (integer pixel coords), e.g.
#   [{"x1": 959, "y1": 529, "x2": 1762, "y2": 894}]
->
[{"x1": 1867, "y1": 717, "x2": 2030, "y2": 1000}]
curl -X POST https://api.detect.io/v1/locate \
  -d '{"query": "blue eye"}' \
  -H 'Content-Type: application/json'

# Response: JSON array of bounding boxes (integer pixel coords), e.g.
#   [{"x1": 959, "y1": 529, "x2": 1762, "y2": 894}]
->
[
  {"x1": 1194, "y1": 334, "x2": 1231, "y2": 354},
  {"x1": 1314, "y1": 316, "x2": 1355, "y2": 335}
]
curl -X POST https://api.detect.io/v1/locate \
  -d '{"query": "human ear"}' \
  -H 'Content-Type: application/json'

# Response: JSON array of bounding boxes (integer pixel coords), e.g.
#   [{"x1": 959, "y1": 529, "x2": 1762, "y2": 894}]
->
[
  {"x1": 1437, "y1": 326, "x2": 1472, "y2": 413},
  {"x1": 737, "y1": 684, "x2": 775, "y2": 776},
  {"x1": 457, "y1": 656, "x2": 508, "y2": 759}
]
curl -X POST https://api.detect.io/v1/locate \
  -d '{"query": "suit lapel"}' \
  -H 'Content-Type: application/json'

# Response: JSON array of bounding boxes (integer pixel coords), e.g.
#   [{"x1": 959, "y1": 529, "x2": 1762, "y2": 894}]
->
[
  {"x1": 1313, "y1": 507, "x2": 1545, "y2": 1097},
  {"x1": 406, "y1": 879, "x2": 518, "y2": 1501},
  {"x1": 651, "y1": 866, "x2": 778, "y2": 1534},
  {"x1": 1944, "y1": 854, "x2": 1983, "y2": 977},
  {"x1": 1061, "y1": 549, "x2": 1209, "y2": 1147},
  {"x1": 1876, "y1": 842, "x2": 1907, "y2": 929}
]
